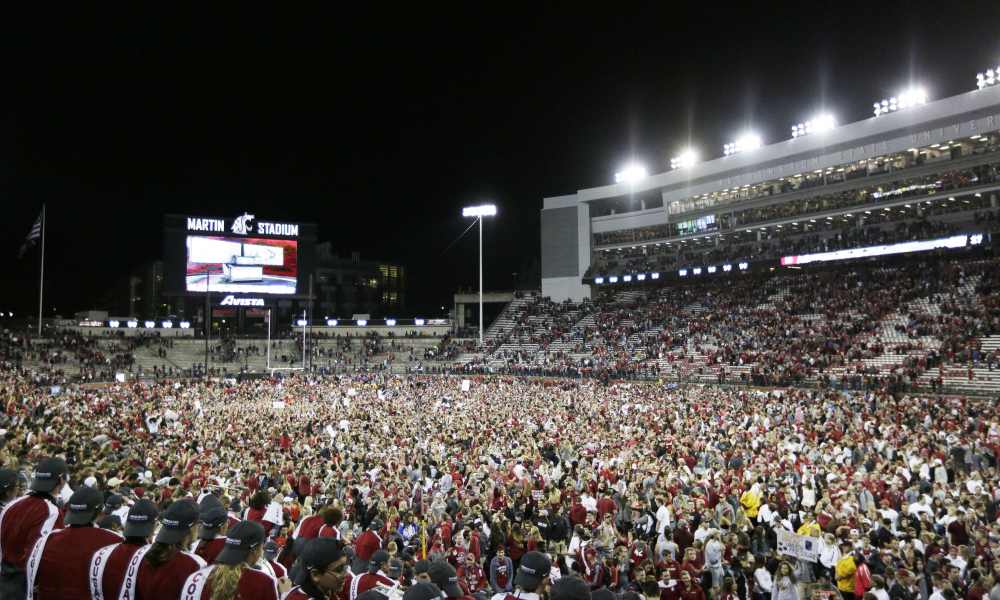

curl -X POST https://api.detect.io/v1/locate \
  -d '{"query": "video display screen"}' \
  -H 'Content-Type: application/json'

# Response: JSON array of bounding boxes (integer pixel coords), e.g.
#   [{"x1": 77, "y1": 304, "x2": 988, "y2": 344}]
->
[
  {"x1": 677, "y1": 214, "x2": 717, "y2": 236},
  {"x1": 186, "y1": 235, "x2": 298, "y2": 295}
]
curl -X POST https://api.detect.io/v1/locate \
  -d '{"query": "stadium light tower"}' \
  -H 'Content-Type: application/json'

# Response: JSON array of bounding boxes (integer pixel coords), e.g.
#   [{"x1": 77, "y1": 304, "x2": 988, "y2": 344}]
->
[
  {"x1": 977, "y1": 65, "x2": 999, "y2": 90},
  {"x1": 462, "y1": 203, "x2": 497, "y2": 348},
  {"x1": 873, "y1": 86, "x2": 927, "y2": 116},
  {"x1": 670, "y1": 149, "x2": 698, "y2": 170},
  {"x1": 723, "y1": 133, "x2": 762, "y2": 156},
  {"x1": 614, "y1": 163, "x2": 648, "y2": 184},
  {"x1": 791, "y1": 113, "x2": 836, "y2": 138}
]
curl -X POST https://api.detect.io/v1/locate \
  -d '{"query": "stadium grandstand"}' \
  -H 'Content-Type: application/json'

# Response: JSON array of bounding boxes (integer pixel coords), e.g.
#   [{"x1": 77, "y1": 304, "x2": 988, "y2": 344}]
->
[
  {"x1": 3, "y1": 62, "x2": 1000, "y2": 600},
  {"x1": 541, "y1": 83, "x2": 1000, "y2": 302}
]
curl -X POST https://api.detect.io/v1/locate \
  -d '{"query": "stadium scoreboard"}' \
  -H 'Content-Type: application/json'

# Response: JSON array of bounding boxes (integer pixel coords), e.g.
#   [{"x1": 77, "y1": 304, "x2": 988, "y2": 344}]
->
[{"x1": 163, "y1": 213, "x2": 317, "y2": 299}]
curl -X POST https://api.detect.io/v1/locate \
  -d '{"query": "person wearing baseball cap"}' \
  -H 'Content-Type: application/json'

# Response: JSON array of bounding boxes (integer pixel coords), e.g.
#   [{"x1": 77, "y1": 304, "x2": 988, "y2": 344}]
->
[
  {"x1": 88, "y1": 498, "x2": 159, "y2": 600},
  {"x1": 104, "y1": 493, "x2": 130, "y2": 525},
  {"x1": 489, "y1": 551, "x2": 552, "y2": 600},
  {"x1": 193, "y1": 496, "x2": 233, "y2": 565},
  {"x1": 415, "y1": 559, "x2": 433, "y2": 584},
  {"x1": 263, "y1": 540, "x2": 289, "y2": 580},
  {"x1": 115, "y1": 499, "x2": 207, "y2": 600},
  {"x1": 0, "y1": 456, "x2": 67, "y2": 599},
  {"x1": 27, "y1": 486, "x2": 122, "y2": 599},
  {"x1": 350, "y1": 549, "x2": 401, "y2": 599},
  {"x1": 284, "y1": 538, "x2": 351, "y2": 600},
  {"x1": 181, "y1": 520, "x2": 282, "y2": 599},
  {"x1": 0, "y1": 468, "x2": 21, "y2": 510},
  {"x1": 429, "y1": 560, "x2": 476, "y2": 600}
]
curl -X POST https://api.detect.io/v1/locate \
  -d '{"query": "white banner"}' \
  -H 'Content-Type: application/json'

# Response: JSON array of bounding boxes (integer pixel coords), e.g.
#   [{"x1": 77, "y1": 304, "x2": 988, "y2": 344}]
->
[{"x1": 776, "y1": 529, "x2": 818, "y2": 562}]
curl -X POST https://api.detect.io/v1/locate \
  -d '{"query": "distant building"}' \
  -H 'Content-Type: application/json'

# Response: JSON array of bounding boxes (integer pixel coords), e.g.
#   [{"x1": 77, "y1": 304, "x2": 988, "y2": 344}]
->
[{"x1": 314, "y1": 243, "x2": 405, "y2": 318}]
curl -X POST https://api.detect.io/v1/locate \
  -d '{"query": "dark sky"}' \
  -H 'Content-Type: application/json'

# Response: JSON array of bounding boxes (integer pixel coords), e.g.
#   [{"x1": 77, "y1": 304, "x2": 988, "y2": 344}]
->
[{"x1": 3, "y1": 4, "x2": 1000, "y2": 317}]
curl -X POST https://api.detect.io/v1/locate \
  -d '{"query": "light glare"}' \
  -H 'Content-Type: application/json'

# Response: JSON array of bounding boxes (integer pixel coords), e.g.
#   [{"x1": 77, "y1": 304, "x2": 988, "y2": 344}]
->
[
  {"x1": 462, "y1": 204, "x2": 497, "y2": 217},
  {"x1": 614, "y1": 163, "x2": 648, "y2": 184},
  {"x1": 724, "y1": 133, "x2": 762, "y2": 156}
]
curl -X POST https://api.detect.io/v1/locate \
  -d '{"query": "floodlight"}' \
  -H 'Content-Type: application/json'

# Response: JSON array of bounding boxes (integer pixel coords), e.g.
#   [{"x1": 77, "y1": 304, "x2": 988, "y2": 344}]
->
[
  {"x1": 724, "y1": 133, "x2": 762, "y2": 156},
  {"x1": 976, "y1": 66, "x2": 999, "y2": 90},
  {"x1": 594, "y1": 277, "x2": 605, "y2": 284},
  {"x1": 874, "y1": 86, "x2": 927, "y2": 116},
  {"x1": 108, "y1": 320, "x2": 120, "y2": 328},
  {"x1": 161, "y1": 320, "x2": 173, "y2": 328},
  {"x1": 179, "y1": 321, "x2": 191, "y2": 329},
  {"x1": 415, "y1": 318, "x2": 425, "y2": 326},
  {"x1": 327, "y1": 319, "x2": 338, "y2": 326},
  {"x1": 670, "y1": 149, "x2": 698, "y2": 170},
  {"x1": 462, "y1": 204, "x2": 497, "y2": 217},
  {"x1": 791, "y1": 113, "x2": 836, "y2": 138},
  {"x1": 386, "y1": 319, "x2": 397, "y2": 326},
  {"x1": 357, "y1": 319, "x2": 367, "y2": 326},
  {"x1": 614, "y1": 163, "x2": 648, "y2": 184}
]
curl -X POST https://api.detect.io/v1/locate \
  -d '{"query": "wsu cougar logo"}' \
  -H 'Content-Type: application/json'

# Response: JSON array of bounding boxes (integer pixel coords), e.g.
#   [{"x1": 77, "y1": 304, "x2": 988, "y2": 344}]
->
[{"x1": 231, "y1": 213, "x2": 255, "y2": 235}]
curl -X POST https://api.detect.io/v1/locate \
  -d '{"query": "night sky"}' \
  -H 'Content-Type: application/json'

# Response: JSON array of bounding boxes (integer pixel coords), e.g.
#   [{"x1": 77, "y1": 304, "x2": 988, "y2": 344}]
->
[{"x1": 3, "y1": 4, "x2": 1000, "y2": 317}]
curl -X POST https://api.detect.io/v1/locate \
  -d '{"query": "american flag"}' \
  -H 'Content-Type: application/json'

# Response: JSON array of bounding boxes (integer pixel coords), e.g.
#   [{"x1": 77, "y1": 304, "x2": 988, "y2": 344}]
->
[{"x1": 19, "y1": 210, "x2": 43, "y2": 258}]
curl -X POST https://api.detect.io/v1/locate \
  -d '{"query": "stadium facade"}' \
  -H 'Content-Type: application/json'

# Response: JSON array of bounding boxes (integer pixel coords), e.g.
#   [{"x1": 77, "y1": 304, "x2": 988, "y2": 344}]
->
[{"x1": 541, "y1": 84, "x2": 1000, "y2": 301}]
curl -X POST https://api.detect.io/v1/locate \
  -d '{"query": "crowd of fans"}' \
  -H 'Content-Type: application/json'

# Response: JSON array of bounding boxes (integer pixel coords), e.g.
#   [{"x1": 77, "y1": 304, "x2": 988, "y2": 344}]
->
[
  {"x1": 476, "y1": 256, "x2": 1000, "y2": 393},
  {"x1": 589, "y1": 197, "x2": 997, "y2": 278},
  {"x1": 0, "y1": 370, "x2": 997, "y2": 600}
]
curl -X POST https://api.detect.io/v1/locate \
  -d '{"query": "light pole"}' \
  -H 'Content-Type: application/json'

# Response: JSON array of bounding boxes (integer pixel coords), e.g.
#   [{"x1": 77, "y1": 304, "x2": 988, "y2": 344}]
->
[{"x1": 462, "y1": 204, "x2": 497, "y2": 348}]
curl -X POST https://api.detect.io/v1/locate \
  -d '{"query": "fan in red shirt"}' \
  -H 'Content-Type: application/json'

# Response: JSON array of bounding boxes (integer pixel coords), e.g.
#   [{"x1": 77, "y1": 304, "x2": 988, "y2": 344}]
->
[
  {"x1": 0, "y1": 457, "x2": 66, "y2": 599},
  {"x1": 118, "y1": 499, "x2": 208, "y2": 600},
  {"x1": 457, "y1": 552, "x2": 488, "y2": 595},
  {"x1": 246, "y1": 490, "x2": 283, "y2": 538},
  {"x1": 180, "y1": 520, "x2": 280, "y2": 599},
  {"x1": 348, "y1": 550, "x2": 401, "y2": 600},
  {"x1": 27, "y1": 486, "x2": 122, "y2": 599},
  {"x1": 676, "y1": 570, "x2": 706, "y2": 600},
  {"x1": 193, "y1": 502, "x2": 232, "y2": 565},
  {"x1": 352, "y1": 519, "x2": 384, "y2": 573},
  {"x1": 282, "y1": 538, "x2": 350, "y2": 600},
  {"x1": 88, "y1": 498, "x2": 160, "y2": 600}
]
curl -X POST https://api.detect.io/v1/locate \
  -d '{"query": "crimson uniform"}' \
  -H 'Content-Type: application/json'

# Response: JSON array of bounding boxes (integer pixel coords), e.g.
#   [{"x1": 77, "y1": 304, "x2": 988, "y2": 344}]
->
[
  {"x1": 317, "y1": 524, "x2": 341, "y2": 539},
  {"x1": 120, "y1": 546, "x2": 207, "y2": 600},
  {"x1": 88, "y1": 541, "x2": 146, "y2": 600},
  {"x1": 293, "y1": 514, "x2": 324, "y2": 541},
  {"x1": 0, "y1": 493, "x2": 62, "y2": 571},
  {"x1": 193, "y1": 537, "x2": 226, "y2": 565},
  {"x1": 349, "y1": 571, "x2": 398, "y2": 600},
  {"x1": 354, "y1": 530, "x2": 382, "y2": 564},
  {"x1": 27, "y1": 525, "x2": 122, "y2": 599},
  {"x1": 181, "y1": 564, "x2": 279, "y2": 599},
  {"x1": 282, "y1": 586, "x2": 313, "y2": 599}
]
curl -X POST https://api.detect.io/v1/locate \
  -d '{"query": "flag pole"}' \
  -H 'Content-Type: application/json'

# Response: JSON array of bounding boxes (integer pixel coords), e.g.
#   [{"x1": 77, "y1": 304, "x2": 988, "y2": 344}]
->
[{"x1": 37, "y1": 204, "x2": 45, "y2": 336}]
